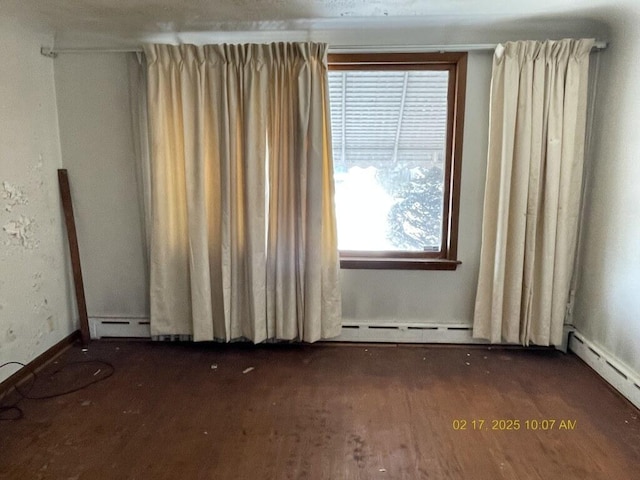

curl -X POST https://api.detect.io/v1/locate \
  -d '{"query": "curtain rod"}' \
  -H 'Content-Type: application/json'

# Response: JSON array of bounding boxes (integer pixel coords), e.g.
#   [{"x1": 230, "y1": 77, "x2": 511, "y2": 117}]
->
[{"x1": 40, "y1": 41, "x2": 608, "y2": 57}]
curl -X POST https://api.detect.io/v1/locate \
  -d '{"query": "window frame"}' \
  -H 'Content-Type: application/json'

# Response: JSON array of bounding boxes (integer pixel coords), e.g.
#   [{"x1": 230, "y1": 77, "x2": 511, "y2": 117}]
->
[{"x1": 327, "y1": 52, "x2": 467, "y2": 271}]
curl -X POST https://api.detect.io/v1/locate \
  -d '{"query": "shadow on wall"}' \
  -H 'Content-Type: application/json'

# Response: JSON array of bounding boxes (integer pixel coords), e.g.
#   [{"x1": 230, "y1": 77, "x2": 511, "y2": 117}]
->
[
  {"x1": 476, "y1": 10, "x2": 612, "y2": 43},
  {"x1": 572, "y1": 4, "x2": 640, "y2": 367}
]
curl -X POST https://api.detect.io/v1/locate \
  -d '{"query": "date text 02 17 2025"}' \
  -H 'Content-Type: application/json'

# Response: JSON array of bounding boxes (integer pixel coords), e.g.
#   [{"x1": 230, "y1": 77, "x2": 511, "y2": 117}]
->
[{"x1": 452, "y1": 419, "x2": 577, "y2": 431}]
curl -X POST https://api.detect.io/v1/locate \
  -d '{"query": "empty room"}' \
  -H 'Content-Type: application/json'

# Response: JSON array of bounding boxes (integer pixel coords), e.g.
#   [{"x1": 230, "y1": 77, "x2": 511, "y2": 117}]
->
[{"x1": 1, "y1": 0, "x2": 639, "y2": 478}]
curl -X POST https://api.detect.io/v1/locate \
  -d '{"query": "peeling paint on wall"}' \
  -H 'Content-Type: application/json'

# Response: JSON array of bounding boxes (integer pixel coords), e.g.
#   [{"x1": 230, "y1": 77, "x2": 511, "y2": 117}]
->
[
  {"x1": 31, "y1": 154, "x2": 44, "y2": 172},
  {"x1": 1, "y1": 181, "x2": 28, "y2": 212},
  {"x1": 33, "y1": 297, "x2": 50, "y2": 314},
  {"x1": 0, "y1": 21, "x2": 75, "y2": 386},
  {"x1": 32, "y1": 271, "x2": 43, "y2": 292},
  {"x1": 3, "y1": 215, "x2": 39, "y2": 249}
]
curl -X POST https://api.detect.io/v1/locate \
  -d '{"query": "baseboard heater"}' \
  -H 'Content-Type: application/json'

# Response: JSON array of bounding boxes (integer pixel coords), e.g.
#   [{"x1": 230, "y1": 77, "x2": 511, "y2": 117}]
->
[
  {"x1": 326, "y1": 322, "x2": 488, "y2": 344},
  {"x1": 90, "y1": 317, "x2": 588, "y2": 351},
  {"x1": 89, "y1": 317, "x2": 486, "y2": 344},
  {"x1": 89, "y1": 316, "x2": 151, "y2": 339},
  {"x1": 88, "y1": 317, "x2": 579, "y2": 347},
  {"x1": 569, "y1": 330, "x2": 640, "y2": 410}
]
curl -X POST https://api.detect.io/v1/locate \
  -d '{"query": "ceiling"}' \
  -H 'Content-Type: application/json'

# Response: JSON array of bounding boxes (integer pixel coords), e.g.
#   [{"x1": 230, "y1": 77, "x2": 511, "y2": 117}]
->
[{"x1": 2, "y1": 0, "x2": 625, "y2": 48}]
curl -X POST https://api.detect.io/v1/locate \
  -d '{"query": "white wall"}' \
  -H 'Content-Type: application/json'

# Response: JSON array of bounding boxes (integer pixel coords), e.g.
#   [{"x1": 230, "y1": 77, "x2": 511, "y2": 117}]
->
[
  {"x1": 0, "y1": 20, "x2": 75, "y2": 383},
  {"x1": 55, "y1": 54, "x2": 148, "y2": 318},
  {"x1": 573, "y1": 3, "x2": 640, "y2": 375},
  {"x1": 52, "y1": 51, "x2": 491, "y2": 328}
]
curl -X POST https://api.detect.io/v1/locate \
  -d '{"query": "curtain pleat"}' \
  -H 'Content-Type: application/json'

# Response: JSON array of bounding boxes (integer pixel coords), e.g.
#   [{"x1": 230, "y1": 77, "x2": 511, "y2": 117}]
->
[
  {"x1": 143, "y1": 43, "x2": 341, "y2": 342},
  {"x1": 265, "y1": 44, "x2": 341, "y2": 342},
  {"x1": 473, "y1": 39, "x2": 593, "y2": 346}
]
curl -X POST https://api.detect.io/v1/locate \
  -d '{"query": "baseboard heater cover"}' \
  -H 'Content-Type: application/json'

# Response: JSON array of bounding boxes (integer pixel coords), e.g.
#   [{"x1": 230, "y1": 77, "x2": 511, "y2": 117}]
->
[
  {"x1": 326, "y1": 322, "x2": 488, "y2": 344},
  {"x1": 89, "y1": 316, "x2": 151, "y2": 339},
  {"x1": 89, "y1": 317, "x2": 488, "y2": 344},
  {"x1": 569, "y1": 330, "x2": 640, "y2": 410},
  {"x1": 89, "y1": 317, "x2": 587, "y2": 352}
]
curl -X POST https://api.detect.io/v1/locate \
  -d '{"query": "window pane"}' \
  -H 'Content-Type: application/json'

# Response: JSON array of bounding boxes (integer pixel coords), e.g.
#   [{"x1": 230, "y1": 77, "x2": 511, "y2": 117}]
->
[{"x1": 329, "y1": 70, "x2": 449, "y2": 252}]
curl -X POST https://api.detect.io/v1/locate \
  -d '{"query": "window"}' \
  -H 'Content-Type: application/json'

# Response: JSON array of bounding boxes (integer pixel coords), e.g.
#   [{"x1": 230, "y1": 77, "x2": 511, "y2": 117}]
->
[{"x1": 328, "y1": 52, "x2": 467, "y2": 270}]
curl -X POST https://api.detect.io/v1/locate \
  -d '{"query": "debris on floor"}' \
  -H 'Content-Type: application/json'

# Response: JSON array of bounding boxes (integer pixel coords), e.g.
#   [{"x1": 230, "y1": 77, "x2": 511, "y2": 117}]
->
[{"x1": 243, "y1": 367, "x2": 255, "y2": 374}]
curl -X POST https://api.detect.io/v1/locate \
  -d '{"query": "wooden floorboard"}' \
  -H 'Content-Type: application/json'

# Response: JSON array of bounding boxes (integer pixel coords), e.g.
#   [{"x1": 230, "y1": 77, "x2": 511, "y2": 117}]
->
[{"x1": 0, "y1": 341, "x2": 638, "y2": 479}]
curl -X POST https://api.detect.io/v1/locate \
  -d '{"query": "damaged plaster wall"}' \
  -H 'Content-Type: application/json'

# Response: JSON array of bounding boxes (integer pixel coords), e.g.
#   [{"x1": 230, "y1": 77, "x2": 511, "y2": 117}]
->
[{"x1": 0, "y1": 19, "x2": 74, "y2": 383}]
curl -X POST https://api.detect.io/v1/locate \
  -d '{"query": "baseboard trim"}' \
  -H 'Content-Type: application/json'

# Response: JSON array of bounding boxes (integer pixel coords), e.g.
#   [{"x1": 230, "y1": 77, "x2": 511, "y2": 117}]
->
[
  {"x1": 569, "y1": 330, "x2": 640, "y2": 410},
  {"x1": 0, "y1": 330, "x2": 80, "y2": 396}
]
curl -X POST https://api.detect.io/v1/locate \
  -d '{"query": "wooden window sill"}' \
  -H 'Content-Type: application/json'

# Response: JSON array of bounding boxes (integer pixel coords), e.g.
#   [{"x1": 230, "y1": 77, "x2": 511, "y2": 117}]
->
[{"x1": 339, "y1": 257, "x2": 461, "y2": 271}]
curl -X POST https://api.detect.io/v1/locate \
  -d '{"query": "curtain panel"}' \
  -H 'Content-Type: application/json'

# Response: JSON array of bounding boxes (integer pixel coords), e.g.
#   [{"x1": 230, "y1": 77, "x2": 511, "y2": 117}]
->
[
  {"x1": 143, "y1": 43, "x2": 341, "y2": 343},
  {"x1": 473, "y1": 39, "x2": 594, "y2": 346}
]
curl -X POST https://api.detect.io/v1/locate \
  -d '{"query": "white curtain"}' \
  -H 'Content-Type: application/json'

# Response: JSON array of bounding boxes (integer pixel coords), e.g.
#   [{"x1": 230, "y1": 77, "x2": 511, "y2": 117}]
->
[
  {"x1": 142, "y1": 43, "x2": 341, "y2": 343},
  {"x1": 473, "y1": 39, "x2": 594, "y2": 346}
]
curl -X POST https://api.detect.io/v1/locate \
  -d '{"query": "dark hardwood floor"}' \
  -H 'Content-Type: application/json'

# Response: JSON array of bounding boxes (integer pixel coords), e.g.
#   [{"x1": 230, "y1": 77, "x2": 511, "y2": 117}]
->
[{"x1": 1, "y1": 341, "x2": 638, "y2": 479}]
